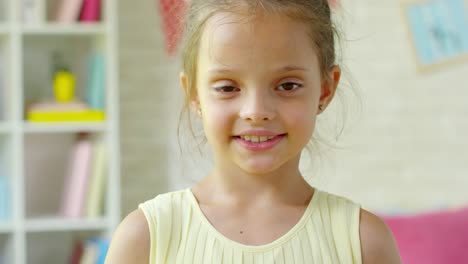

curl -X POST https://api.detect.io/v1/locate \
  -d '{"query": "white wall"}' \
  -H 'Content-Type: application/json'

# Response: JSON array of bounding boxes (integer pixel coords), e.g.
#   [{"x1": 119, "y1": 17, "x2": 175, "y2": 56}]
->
[
  {"x1": 119, "y1": 0, "x2": 468, "y2": 216},
  {"x1": 324, "y1": 1, "x2": 468, "y2": 213},
  {"x1": 119, "y1": 0, "x2": 179, "y2": 215}
]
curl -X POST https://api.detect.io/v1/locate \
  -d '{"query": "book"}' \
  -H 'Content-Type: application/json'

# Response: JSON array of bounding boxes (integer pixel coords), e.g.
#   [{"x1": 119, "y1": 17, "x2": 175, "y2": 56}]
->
[
  {"x1": 28, "y1": 101, "x2": 89, "y2": 112},
  {"x1": 22, "y1": 0, "x2": 41, "y2": 24},
  {"x1": 80, "y1": 239, "x2": 98, "y2": 264},
  {"x1": 79, "y1": 0, "x2": 101, "y2": 22},
  {"x1": 60, "y1": 135, "x2": 93, "y2": 218},
  {"x1": 0, "y1": 176, "x2": 10, "y2": 221},
  {"x1": 66, "y1": 237, "x2": 110, "y2": 263},
  {"x1": 55, "y1": 0, "x2": 84, "y2": 23},
  {"x1": 68, "y1": 237, "x2": 109, "y2": 264},
  {"x1": 94, "y1": 238, "x2": 110, "y2": 264},
  {"x1": 0, "y1": 55, "x2": 4, "y2": 120},
  {"x1": 69, "y1": 240, "x2": 84, "y2": 264},
  {"x1": 26, "y1": 102, "x2": 106, "y2": 122},
  {"x1": 86, "y1": 237, "x2": 109, "y2": 264},
  {"x1": 86, "y1": 53, "x2": 106, "y2": 110},
  {"x1": 85, "y1": 138, "x2": 107, "y2": 218}
]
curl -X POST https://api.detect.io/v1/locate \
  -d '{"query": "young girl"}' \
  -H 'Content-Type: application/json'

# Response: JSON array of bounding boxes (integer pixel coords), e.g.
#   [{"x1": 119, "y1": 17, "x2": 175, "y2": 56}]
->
[{"x1": 106, "y1": 0, "x2": 401, "y2": 263}]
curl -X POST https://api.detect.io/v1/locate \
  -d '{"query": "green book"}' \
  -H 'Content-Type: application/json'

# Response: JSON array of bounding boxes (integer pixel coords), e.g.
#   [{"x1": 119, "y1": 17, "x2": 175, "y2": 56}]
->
[{"x1": 86, "y1": 53, "x2": 106, "y2": 110}]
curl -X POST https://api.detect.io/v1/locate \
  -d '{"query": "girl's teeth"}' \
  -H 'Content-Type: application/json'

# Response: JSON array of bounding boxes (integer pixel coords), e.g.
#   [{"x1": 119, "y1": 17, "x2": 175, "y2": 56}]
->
[{"x1": 240, "y1": 135, "x2": 275, "y2": 143}]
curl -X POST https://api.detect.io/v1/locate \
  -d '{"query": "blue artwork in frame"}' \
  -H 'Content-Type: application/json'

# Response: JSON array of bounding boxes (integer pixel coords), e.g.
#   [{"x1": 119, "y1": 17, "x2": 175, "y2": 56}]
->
[{"x1": 404, "y1": 0, "x2": 468, "y2": 67}]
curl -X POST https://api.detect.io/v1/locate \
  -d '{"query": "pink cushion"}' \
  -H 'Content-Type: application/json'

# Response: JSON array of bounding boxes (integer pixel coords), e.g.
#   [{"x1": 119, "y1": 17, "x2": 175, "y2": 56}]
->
[{"x1": 382, "y1": 207, "x2": 468, "y2": 264}]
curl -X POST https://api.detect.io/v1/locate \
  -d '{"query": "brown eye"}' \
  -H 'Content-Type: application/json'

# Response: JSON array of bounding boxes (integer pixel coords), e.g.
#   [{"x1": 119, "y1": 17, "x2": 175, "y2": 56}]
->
[
  {"x1": 277, "y1": 82, "x2": 302, "y2": 91},
  {"x1": 214, "y1": 86, "x2": 240, "y2": 93}
]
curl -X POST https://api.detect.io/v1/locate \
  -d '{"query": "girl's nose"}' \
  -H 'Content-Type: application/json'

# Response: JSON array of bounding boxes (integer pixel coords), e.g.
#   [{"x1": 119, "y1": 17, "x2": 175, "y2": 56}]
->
[{"x1": 239, "y1": 91, "x2": 276, "y2": 122}]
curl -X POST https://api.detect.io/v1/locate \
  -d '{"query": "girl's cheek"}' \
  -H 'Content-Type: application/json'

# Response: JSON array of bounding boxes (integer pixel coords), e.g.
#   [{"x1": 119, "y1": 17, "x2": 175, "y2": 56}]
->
[
  {"x1": 204, "y1": 102, "x2": 236, "y2": 127},
  {"x1": 285, "y1": 107, "x2": 317, "y2": 132}
]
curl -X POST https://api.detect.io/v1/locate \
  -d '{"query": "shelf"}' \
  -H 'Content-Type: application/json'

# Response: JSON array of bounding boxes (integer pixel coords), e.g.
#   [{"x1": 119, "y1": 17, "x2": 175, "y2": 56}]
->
[
  {"x1": 23, "y1": 122, "x2": 106, "y2": 133},
  {"x1": 21, "y1": 24, "x2": 106, "y2": 35},
  {"x1": 0, "y1": 233, "x2": 14, "y2": 264},
  {"x1": 27, "y1": 230, "x2": 106, "y2": 264},
  {"x1": 0, "y1": 123, "x2": 10, "y2": 133},
  {"x1": 26, "y1": 217, "x2": 108, "y2": 232},
  {"x1": 0, "y1": 24, "x2": 8, "y2": 35},
  {"x1": 3, "y1": 0, "x2": 118, "y2": 262}
]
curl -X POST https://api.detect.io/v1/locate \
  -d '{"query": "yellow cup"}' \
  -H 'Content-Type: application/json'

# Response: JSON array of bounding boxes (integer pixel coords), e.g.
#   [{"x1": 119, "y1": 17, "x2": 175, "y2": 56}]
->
[{"x1": 53, "y1": 71, "x2": 75, "y2": 103}]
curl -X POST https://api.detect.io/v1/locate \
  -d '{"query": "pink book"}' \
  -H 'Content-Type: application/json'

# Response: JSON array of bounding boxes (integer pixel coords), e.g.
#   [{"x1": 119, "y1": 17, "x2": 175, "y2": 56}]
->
[
  {"x1": 61, "y1": 136, "x2": 93, "y2": 218},
  {"x1": 55, "y1": 0, "x2": 84, "y2": 23},
  {"x1": 27, "y1": 101, "x2": 90, "y2": 112},
  {"x1": 79, "y1": 0, "x2": 101, "y2": 22}
]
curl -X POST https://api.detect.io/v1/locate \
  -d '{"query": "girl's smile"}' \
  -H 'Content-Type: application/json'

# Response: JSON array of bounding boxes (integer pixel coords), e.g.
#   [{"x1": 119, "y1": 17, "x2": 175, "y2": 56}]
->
[{"x1": 233, "y1": 132, "x2": 288, "y2": 151}]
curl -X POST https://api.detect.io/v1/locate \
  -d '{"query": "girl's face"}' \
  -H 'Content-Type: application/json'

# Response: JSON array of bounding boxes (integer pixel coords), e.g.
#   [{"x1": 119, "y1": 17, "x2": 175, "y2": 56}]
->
[{"x1": 182, "y1": 10, "x2": 339, "y2": 175}]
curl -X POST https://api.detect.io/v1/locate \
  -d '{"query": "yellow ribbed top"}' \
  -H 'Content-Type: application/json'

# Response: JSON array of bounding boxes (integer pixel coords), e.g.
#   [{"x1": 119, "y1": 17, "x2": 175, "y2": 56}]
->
[{"x1": 139, "y1": 188, "x2": 362, "y2": 264}]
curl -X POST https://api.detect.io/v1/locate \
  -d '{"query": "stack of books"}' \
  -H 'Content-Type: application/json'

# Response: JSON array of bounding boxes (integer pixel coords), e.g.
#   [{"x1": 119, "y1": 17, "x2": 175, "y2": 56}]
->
[
  {"x1": 60, "y1": 134, "x2": 107, "y2": 219},
  {"x1": 27, "y1": 101, "x2": 106, "y2": 122},
  {"x1": 69, "y1": 237, "x2": 109, "y2": 264},
  {"x1": 56, "y1": 0, "x2": 101, "y2": 23},
  {"x1": 22, "y1": 0, "x2": 101, "y2": 24}
]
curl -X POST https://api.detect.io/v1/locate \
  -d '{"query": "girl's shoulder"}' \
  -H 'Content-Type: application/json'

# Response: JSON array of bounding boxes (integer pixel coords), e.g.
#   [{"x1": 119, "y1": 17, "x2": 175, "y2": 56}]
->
[
  {"x1": 138, "y1": 188, "x2": 190, "y2": 215},
  {"x1": 137, "y1": 188, "x2": 193, "y2": 232},
  {"x1": 310, "y1": 190, "x2": 401, "y2": 263},
  {"x1": 359, "y1": 208, "x2": 402, "y2": 263},
  {"x1": 105, "y1": 189, "x2": 189, "y2": 263},
  {"x1": 105, "y1": 209, "x2": 150, "y2": 263},
  {"x1": 106, "y1": 190, "x2": 186, "y2": 263},
  {"x1": 312, "y1": 189, "x2": 361, "y2": 217}
]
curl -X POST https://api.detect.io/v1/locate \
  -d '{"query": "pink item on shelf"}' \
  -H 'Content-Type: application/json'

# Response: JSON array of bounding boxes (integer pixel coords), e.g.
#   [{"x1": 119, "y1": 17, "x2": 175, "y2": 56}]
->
[
  {"x1": 382, "y1": 207, "x2": 468, "y2": 264},
  {"x1": 61, "y1": 137, "x2": 93, "y2": 218},
  {"x1": 79, "y1": 0, "x2": 101, "y2": 22},
  {"x1": 55, "y1": 0, "x2": 84, "y2": 23}
]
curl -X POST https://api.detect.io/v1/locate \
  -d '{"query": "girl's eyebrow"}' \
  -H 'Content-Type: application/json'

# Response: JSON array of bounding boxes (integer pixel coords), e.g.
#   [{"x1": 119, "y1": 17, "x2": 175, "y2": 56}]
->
[
  {"x1": 278, "y1": 65, "x2": 310, "y2": 72},
  {"x1": 207, "y1": 65, "x2": 310, "y2": 74},
  {"x1": 207, "y1": 68, "x2": 236, "y2": 74}
]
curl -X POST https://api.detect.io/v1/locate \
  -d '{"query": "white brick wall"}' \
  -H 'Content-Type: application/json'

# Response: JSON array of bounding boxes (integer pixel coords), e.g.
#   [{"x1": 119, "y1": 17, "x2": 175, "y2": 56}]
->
[
  {"x1": 319, "y1": 1, "x2": 468, "y2": 213},
  {"x1": 119, "y1": 0, "x2": 180, "y2": 216},
  {"x1": 119, "y1": 0, "x2": 468, "y2": 216}
]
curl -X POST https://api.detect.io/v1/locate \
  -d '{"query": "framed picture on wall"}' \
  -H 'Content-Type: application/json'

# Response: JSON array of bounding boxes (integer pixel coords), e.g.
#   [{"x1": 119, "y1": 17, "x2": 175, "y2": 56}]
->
[{"x1": 402, "y1": 0, "x2": 468, "y2": 71}]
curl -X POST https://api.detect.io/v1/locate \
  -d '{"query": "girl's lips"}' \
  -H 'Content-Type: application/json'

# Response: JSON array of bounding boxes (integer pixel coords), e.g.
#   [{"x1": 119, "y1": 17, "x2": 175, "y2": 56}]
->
[{"x1": 233, "y1": 134, "x2": 287, "y2": 151}]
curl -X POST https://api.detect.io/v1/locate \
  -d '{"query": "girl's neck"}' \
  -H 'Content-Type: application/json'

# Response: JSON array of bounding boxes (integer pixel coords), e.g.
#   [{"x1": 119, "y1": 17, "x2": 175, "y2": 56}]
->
[{"x1": 193, "y1": 158, "x2": 314, "y2": 207}]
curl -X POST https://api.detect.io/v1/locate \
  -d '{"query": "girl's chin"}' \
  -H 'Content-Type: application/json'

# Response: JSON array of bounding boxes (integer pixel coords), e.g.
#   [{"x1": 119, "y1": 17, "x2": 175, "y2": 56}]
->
[{"x1": 236, "y1": 158, "x2": 283, "y2": 175}]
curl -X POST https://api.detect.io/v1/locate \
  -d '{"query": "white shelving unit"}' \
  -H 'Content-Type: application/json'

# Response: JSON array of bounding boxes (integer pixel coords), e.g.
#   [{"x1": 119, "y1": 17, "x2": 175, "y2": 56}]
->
[{"x1": 0, "y1": 0, "x2": 120, "y2": 263}]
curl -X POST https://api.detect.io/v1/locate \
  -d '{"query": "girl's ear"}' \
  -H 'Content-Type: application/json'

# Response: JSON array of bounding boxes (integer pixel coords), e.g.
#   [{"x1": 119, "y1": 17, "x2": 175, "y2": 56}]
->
[
  {"x1": 180, "y1": 71, "x2": 190, "y2": 97},
  {"x1": 319, "y1": 65, "x2": 341, "y2": 113},
  {"x1": 180, "y1": 71, "x2": 200, "y2": 112}
]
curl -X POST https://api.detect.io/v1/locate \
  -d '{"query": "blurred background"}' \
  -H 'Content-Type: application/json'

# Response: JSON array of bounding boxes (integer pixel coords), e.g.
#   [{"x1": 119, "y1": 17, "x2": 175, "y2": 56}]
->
[
  {"x1": 121, "y1": 0, "x2": 468, "y2": 215},
  {"x1": 0, "y1": 0, "x2": 467, "y2": 263}
]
